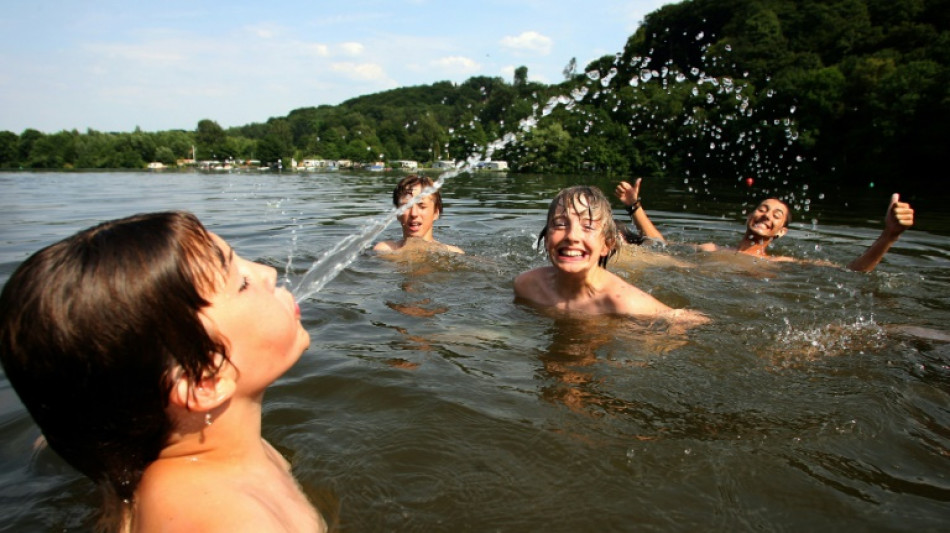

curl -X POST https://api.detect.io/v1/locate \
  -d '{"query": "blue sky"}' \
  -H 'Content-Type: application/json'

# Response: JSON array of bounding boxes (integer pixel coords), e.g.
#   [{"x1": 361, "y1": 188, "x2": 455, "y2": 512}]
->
[{"x1": 0, "y1": 0, "x2": 674, "y2": 133}]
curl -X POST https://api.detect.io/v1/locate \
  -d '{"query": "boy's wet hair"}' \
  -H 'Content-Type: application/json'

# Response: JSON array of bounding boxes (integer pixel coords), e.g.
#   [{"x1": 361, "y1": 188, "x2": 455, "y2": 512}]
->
[
  {"x1": 616, "y1": 219, "x2": 645, "y2": 245},
  {"x1": 392, "y1": 174, "x2": 443, "y2": 214},
  {"x1": 536, "y1": 185, "x2": 619, "y2": 268},
  {"x1": 0, "y1": 211, "x2": 230, "y2": 528}
]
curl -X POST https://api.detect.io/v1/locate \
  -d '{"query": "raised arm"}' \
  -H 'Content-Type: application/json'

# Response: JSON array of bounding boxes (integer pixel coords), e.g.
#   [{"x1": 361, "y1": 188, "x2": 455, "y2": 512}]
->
[
  {"x1": 847, "y1": 193, "x2": 915, "y2": 272},
  {"x1": 614, "y1": 178, "x2": 666, "y2": 243}
]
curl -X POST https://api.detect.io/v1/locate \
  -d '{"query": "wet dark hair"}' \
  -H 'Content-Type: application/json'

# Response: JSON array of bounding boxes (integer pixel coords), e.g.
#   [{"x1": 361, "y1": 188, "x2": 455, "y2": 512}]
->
[
  {"x1": 616, "y1": 219, "x2": 645, "y2": 245},
  {"x1": 392, "y1": 174, "x2": 443, "y2": 214},
  {"x1": 536, "y1": 185, "x2": 618, "y2": 268},
  {"x1": 0, "y1": 211, "x2": 230, "y2": 529}
]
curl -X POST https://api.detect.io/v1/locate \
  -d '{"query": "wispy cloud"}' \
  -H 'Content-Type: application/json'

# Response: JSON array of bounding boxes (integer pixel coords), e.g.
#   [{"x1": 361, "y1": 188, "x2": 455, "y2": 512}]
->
[
  {"x1": 330, "y1": 62, "x2": 391, "y2": 83},
  {"x1": 430, "y1": 56, "x2": 481, "y2": 75},
  {"x1": 499, "y1": 31, "x2": 553, "y2": 55}
]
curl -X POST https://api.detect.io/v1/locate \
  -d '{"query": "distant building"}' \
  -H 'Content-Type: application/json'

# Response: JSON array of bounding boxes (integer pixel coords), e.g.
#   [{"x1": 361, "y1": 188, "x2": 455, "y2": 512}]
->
[
  {"x1": 477, "y1": 161, "x2": 508, "y2": 171},
  {"x1": 393, "y1": 160, "x2": 419, "y2": 170},
  {"x1": 432, "y1": 160, "x2": 456, "y2": 169}
]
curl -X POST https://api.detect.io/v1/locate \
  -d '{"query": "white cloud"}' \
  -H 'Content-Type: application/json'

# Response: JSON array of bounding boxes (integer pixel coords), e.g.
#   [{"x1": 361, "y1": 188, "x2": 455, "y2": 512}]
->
[
  {"x1": 430, "y1": 56, "x2": 481, "y2": 75},
  {"x1": 330, "y1": 62, "x2": 389, "y2": 82},
  {"x1": 338, "y1": 42, "x2": 365, "y2": 56},
  {"x1": 307, "y1": 43, "x2": 331, "y2": 57},
  {"x1": 499, "y1": 31, "x2": 553, "y2": 55},
  {"x1": 248, "y1": 25, "x2": 277, "y2": 39}
]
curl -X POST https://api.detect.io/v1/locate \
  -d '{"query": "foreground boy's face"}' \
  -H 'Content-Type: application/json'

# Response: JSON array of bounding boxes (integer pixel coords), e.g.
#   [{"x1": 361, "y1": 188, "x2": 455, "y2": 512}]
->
[
  {"x1": 746, "y1": 198, "x2": 789, "y2": 238},
  {"x1": 545, "y1": 197, "x2": 610, "y2": 273},
  {"x1": 397, "y1": 185, "x2": 440, "y2": 241},
  {"x1": 199, "y1": 233, "x2": 310, "y2": 394}
]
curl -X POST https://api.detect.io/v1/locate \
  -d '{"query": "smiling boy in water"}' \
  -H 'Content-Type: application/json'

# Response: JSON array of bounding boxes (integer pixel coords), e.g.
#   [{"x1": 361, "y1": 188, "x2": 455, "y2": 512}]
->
[
  {"x1": 374, "y1": 174, "x2": 464, "y2": 254},
  {"x1": 615, "y1": 178, "x2": 915, "y2": 272},
  {"x1": 514, "y1": 185, "x2": 708, "y2": 325},
  {"x1": 0, "y1": 212, "x2": 326, "y2": 532}
]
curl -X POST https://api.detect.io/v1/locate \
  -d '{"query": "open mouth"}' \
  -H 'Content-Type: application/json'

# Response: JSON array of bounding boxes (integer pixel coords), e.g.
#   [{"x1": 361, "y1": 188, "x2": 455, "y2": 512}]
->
[
  {"x1": 751, "y1": 219, "x2": 771, "y2": 231},
  {"x1": 557, "y1": 248, "x2": 589, "y2": 260}
]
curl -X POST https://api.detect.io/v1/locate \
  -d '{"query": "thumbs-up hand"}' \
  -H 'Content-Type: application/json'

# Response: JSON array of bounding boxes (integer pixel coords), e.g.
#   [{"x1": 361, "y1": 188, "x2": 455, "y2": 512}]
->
[
  {"x1": 615, "y1": 178, "x2": 642, "y2": 208},
  {"x1": 885, "y1": 193, "x2": 914, "y2": 237}
]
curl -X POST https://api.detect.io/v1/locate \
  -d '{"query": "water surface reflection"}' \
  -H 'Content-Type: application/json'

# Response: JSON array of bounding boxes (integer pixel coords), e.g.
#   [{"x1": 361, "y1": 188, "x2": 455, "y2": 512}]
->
[{"x1": 1, "y1": 171, "x2": 948, "y2": 531}]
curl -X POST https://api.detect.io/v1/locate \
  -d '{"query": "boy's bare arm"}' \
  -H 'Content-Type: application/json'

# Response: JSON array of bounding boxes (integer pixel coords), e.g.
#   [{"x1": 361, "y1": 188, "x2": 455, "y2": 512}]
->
[
  {"x1": 615, "y1": 179, "x2": 666, "y2": 243},
  {"x1": 847, "y1": 193, "x2": 915, "y2": 272}
]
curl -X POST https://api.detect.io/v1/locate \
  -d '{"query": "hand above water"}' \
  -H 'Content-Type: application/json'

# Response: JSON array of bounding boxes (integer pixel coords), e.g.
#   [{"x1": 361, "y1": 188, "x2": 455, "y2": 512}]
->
[
  {"x1": 614, "y1": 178, "x2": 642, "y2": 207},
  {"x1": 884, "y1": 193, "x2": 914, "y2": 238}
]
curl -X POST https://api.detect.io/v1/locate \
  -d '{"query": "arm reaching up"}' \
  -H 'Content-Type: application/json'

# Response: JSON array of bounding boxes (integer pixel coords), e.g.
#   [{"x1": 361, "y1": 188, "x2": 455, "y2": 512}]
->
[
  {"x1": 847, "y1": 193, "x2": 915, "y2": 272},
  {"x1": 615, "y1": 178, "x2": 666, "y2": 243}
]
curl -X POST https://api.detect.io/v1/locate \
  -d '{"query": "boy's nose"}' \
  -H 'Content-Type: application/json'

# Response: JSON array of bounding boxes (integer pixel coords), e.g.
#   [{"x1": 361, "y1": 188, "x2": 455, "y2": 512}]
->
[
  {"x1": 258, "y1": 263, "x2": 277, "y2": 289},
  {"x1": 567, "y1": 224, "x2": 583, "y2": 240}
]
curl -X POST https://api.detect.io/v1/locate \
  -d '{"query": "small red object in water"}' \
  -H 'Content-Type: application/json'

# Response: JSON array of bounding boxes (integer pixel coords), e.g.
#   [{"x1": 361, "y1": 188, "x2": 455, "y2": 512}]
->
[{"x1": 745, "y1": 177, "x2": 754, "y2": 187}]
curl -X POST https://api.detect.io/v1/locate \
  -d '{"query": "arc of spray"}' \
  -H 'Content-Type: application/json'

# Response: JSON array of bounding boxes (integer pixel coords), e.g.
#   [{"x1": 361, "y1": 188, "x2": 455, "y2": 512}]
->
[
  {"x1": 290, "y1": 93, "x2": 583, "y2": 304},
  {"x1": 293, "y1": 168, "x2": 459, "y2": 303}
]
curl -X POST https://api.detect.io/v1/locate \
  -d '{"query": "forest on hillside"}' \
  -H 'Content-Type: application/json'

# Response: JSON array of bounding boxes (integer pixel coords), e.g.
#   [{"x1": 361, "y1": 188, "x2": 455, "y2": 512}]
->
[{"x1": 2, "y1": 0, "x2": 946, "y2": 191}]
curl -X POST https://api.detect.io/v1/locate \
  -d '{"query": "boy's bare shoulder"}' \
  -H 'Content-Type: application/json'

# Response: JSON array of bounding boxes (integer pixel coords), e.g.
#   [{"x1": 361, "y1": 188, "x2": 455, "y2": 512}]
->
[
  {"x1": 375, "y1": 237, "x2": 464, "y2": 255},
  {"x1": 373, "y1": 239, "x2": 401, "y2": 252},
  {"x1": 514, "y1": 267, "x2": 555, "y2": 302},
  {"x1": 135, "y1": 455, "x2": 325, "y2": 532},
  {"x1": 598, "y1": 271, "x2": 667, "y2": 315}
]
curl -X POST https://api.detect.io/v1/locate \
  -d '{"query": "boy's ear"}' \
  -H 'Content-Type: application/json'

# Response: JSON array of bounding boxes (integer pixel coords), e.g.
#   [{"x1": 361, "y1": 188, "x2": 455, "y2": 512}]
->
[{"x1": 169, "y1": 356, "x2": 236, "y2": 412}]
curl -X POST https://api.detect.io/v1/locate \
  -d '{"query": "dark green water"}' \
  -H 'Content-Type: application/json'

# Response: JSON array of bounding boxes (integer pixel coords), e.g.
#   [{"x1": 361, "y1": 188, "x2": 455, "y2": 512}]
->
[{"x1": 1, "y1": 171, "x2": 948, "y2": 531}]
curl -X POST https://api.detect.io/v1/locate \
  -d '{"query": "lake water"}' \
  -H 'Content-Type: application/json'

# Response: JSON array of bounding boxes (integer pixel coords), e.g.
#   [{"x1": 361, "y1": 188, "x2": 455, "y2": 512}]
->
[{"x1": 1, "y1": 170, "x2": 948, "y2": 531}]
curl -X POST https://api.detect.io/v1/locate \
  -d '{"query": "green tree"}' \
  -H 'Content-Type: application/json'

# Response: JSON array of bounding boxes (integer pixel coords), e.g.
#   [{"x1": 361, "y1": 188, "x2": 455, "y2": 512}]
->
[
  {"x1": 195, "y1": 119, "x2": 225, "y2": 159},
  {"x1": 256, "y1": 119, "x2": 294, "y2": 164},
  {"x1": 18, "y1": 129, "x2": 43, "y2": 162},
  {"x1": 514, "y1": 66, "x2": 529, "y2": 87},
  {"x1": 563, "y1": 57, "x2": 578, "y2": 80},
  {"x1": 0, "y1": 131, "x2": 19, "y2": 167},
  {"x1": 513, "y1": 122, "x2": 572, "y2": 172}
]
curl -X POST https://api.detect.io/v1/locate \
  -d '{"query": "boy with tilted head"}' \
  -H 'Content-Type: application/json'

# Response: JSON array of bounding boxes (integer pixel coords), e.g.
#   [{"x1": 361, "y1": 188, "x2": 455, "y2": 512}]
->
[
  {"x1": 0, "y1": 212, "x2": 326, "y2": 532},
  {"x1": 616, "y1": 177, "x2": 915, "y2": 272}
]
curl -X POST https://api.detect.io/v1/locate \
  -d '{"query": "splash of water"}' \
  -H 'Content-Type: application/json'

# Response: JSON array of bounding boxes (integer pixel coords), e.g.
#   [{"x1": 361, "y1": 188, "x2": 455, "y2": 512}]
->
[
  {"x1": 290, "y1": 32, "x2": 806, "y2": 302},
  {"x1": 290, "y1": 97, "x2": 580, "y2": 303},
  {"x1": 293, "y1": 168, "x2": 458, "y2": 302}
]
